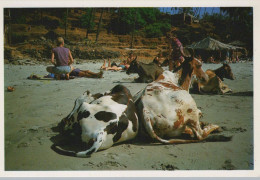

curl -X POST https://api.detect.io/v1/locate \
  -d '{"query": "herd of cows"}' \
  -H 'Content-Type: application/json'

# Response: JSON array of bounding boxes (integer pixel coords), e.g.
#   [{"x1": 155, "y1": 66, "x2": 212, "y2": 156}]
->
[{"x1": 52, "y1": 56, "x2": 235, "y2": 157}]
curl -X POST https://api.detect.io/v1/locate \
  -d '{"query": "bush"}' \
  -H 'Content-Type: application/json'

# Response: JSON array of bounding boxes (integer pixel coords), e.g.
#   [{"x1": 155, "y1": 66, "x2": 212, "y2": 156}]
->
[
  {"x1": 4, "y1": 48, "x2": 12, "y2": 60},
  {"x1": 12, "y1": 15, "x2": 27, "y2": 24},
  {"x1": 11, "y1": 33, "x2": 28, "y2": 44}
]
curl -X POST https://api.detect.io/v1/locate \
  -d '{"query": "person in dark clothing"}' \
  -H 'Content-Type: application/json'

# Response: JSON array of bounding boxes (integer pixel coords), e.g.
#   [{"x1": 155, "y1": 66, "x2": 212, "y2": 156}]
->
[{"x1": 166, "y1": 32, "x2": 186, "y2": 71}]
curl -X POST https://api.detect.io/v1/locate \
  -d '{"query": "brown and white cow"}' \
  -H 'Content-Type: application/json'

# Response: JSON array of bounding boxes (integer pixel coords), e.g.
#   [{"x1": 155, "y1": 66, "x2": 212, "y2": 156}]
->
[
  {"x1": 191, "y1": 63, "x2": 235, "y2": 94},
  {"x1": 126, "y1": 57, "x2": 164, "y2": 83},
  {"x1": 134, "y1": 57, "x2": 219, "y2": 144},
  {"x1": 54, "y1": 84, "x2": 138, "y2": 157}
]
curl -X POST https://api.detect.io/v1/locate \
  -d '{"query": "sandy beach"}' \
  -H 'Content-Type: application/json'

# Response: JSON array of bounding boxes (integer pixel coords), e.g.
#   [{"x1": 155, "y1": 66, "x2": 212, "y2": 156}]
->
[{"x1": 4, "y1": 61, "x2": 253, "y2": 171}]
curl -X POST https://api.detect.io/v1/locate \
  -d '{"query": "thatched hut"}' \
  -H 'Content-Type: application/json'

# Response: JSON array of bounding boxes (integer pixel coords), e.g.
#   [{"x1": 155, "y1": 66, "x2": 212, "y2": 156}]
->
[{"x1": 186, "y1": 37, "x2": 243, "y2": 62}]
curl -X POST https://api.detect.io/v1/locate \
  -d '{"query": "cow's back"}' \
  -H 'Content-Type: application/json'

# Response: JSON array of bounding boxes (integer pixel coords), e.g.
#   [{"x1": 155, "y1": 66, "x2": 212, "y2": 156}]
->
[{"x1": 139, "y1": 62, "x2": 163, "y2": 80}]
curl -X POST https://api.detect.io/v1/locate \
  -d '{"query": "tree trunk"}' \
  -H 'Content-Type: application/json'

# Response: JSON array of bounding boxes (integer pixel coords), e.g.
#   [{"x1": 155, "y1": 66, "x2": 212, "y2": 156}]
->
[
  {"x1": 96, "y1": 8, "x2": 104, "y2": 43},
  {"x1": 86, "y1": 8, "x2": 95, "y2": 39},
  {"x1": 211, "y1": 8, "x2": 215, "y2": 14},
  {"x1": 198, "y1": 7, "x2": 201, "y2": 18},
  {"x1": 203, "y1": 7, "x2": 207, "y2": 16},
  {"x1": 65, "y1": 8, "x2": 68, "y2": 38},
  {"x1": 130, "y1": 9, "x2": 137, "y2": 49},
  {"x1": 8, "y1": 9, "x2": 12, "y2": 45}
]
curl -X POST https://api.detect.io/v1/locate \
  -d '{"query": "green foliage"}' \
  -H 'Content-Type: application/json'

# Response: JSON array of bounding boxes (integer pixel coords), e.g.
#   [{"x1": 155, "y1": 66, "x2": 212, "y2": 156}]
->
[
  {"x1": 13, "y1": 15, "x2": 27, "y2": 24},
  {"x1": 80, "y1": 9, "x2": 95, "y2": 31},
  {"x1": 60, "y1": 9, "x2": 68, "y2": 28},
  {"x1": 9, "y1": 9, "x2": 27, "y2": 24},
  {"x1": 109, "y1": 8, "x2": 169, "y2": 36},
  {"x1": 145, "y1": 22, "x2": 171, "y2": 38},
  {"x1": 220, "y1": 7, "x2": 253, "y2": 49},
  {"x1": 178, "y1": 8, "x2": 195, "y2": 15}
]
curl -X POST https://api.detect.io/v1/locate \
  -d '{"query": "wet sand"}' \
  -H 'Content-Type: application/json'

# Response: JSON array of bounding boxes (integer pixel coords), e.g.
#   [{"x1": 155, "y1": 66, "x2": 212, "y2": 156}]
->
[{"x1": 4, "y1": 61, "x2": 253, "y2": 172}]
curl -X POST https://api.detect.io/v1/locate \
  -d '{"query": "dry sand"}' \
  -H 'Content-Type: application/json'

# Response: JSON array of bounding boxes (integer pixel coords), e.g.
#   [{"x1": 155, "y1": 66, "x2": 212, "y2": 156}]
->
[{"x1": 4, "y1": 61, "x2": 253, "y2": 171}]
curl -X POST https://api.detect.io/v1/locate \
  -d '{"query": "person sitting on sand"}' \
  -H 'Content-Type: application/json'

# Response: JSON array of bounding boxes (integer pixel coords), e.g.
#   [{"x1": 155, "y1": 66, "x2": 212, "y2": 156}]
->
[
  {"x1": 236, "y1": 55, "x2": 240, "y2": 63},
  {"x1": 126, "y1": 51, "x2": 136, "y2": 65},
  {"x1": 207, "y1": 56, "x2": 216, "y2": 63},
  {"x1": 100, "y1": 58, "x2": 128, "y2": 71},
  {"x1": 46, "y1": 37, "x2": 73, "y2": 80}
]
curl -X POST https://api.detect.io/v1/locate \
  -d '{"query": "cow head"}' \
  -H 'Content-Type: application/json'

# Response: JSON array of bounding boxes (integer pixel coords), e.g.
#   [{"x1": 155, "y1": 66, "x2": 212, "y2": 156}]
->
[
  {"x1": 190, "y1": 57, "x2": 208, "y2": 83},
  {"x1": 222, "y1": 63, "x2": 235, "y2": 80},
  {"x1": 177, "y1": 57, "x2": 208, "y2": 86},
  {"x1": 126, "y1": 56, "x2": 138, "y2": 75},
  {"x1": 59, "y1": 91, "x2": 95, "y2": 132}
]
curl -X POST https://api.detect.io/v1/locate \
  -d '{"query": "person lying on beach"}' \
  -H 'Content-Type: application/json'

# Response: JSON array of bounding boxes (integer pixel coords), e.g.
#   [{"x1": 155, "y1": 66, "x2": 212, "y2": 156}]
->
[
  {"x1": 46, "y1": 37, "x2": 73, "y2": 80},
  {"x1": 207, "y1": 56, "x2": 216, "y2": 63},
  {"x1": 100, "y1": 58, "x2": 128, "y2": 71},
  {"x1": 44, "y1": 68, "x2": 103, "y2": 79},
  {"x1": 69, "y1": 67, "x2": 103, "y2": 78}
]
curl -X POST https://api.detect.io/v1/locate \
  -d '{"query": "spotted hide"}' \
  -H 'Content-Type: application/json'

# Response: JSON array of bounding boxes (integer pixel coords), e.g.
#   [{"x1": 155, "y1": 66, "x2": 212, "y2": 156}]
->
[
  {"x1": 134, "y1": 70, "x2": 219, "y2": 144},
  {"x1": 56, "y1": 84, "x2": 138, "y2": 157}
]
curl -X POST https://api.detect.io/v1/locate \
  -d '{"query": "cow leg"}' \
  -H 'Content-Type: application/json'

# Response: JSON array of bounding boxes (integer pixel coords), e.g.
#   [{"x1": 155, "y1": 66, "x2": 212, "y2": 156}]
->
[
  {"x1": 76, "y1": 131, "x2": 105, "y2": 157},
  {"x1": 220, "y1": 81, "x2": 232, "y2": 94},
  {"x1": 186, "y1": 119, "x2": 219, "y2": 140},
  {"x1": 134, "y1": 76, "x2": 142, "y2": 83}
]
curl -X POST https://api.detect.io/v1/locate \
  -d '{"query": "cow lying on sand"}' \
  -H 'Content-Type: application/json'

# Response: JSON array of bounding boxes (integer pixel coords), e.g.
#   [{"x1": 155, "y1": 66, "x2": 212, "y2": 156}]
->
[
  {"x1": 191, "y1": 63, "x2": 235, "y2": 94},
  {"x1": 134, "y1": 57, "x2": 220, "y2": 143},
  {"x1": 53, "y1": 84, "x2": 138, "y2": 157},
  {"x1": 126, "y1": 57, "x2": 164, "y2": 83}
]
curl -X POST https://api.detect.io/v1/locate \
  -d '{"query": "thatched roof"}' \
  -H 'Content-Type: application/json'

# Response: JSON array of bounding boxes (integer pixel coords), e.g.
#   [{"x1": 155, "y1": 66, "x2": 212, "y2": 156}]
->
[
  {"x1": 228, "y1": 40, "x2": 246, "y2": 47},
  {"x1": 187, "y1": 37, "x2": 242, "y2": 50}
]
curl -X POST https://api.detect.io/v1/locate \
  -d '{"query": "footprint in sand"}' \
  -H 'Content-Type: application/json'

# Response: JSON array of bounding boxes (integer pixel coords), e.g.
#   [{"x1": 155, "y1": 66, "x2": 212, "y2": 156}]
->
[{"x1": 222, "y1": 159, "x2": 236, "y2": 170}]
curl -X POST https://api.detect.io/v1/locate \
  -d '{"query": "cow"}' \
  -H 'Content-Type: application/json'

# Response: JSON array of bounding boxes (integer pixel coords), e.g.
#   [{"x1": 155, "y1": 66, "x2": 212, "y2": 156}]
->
[
  {"x1": 160, "y1": 59, "x2": 169, "y2": 67},
  {"x1": 191, "y1": 63, "x2": 235, "y2": 94},
  {"x1": 126, "y1": 57, "x2": 164, "y2": 83},
  {"x1": 134, "y1": 57, "x2": 219, "y2": 144},
  {"x1": 53, "y1": 84, "x2": 139, "y2": 157}
]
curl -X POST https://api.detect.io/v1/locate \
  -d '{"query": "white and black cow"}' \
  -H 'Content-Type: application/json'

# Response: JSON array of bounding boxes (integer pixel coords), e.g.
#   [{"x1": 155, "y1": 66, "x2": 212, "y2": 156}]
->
[
  {"x1": 55, "y1": 84, "x2": 138, "y2": 157},
  {"x1": 134, "y1": 57, "x2": 219, "y2": 144}
]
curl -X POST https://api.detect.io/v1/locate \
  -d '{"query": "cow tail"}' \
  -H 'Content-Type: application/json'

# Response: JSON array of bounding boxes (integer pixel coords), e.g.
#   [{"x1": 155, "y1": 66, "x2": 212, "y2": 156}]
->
[
  {"x1": 51, "y1": 144, "x2": 77, "y2": 157},
  {"x1": 52, "y1": 131, "x2": 105, "y2": 158},
  {"x1": 75, "y1": 131, "x2": 105, "y2": 157}
]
